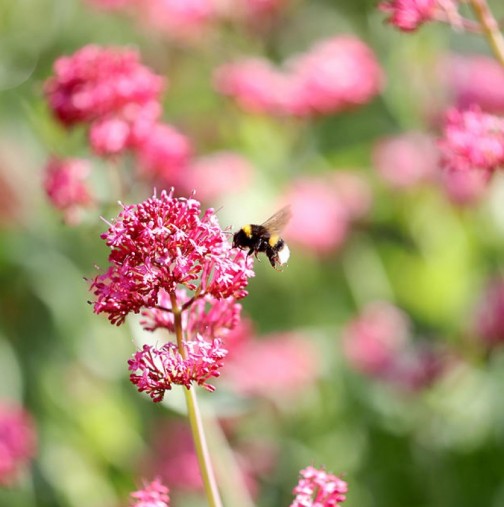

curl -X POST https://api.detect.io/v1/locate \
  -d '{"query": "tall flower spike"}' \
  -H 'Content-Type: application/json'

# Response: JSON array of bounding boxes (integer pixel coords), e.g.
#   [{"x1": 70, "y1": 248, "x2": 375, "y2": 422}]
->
[
  {"x1": 290, "y1": 466, "x2": 348, "y2": 507},
  {"x1": 89, "y1": 189, "x2": 254, "y2": 325}
]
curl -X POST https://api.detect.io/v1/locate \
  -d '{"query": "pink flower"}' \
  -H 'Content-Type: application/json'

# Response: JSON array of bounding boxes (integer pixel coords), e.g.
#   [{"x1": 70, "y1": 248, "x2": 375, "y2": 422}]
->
[
  {"x1": 447, "y1": 55, "x2": 504, "y2": 115},
  {"x1": 287, "y1": 36, "x2": 383, "y2": 116},
  {"x1": 141, "y1": 289, "x2": 242, "y2": 339},
  {"x1": 290, "y1": 466, "x2": 348, "y2": 507},
  {"x1": 43, "y1": 157, "x2": 94, "y2": 224},
  {"x1": 0, "y1": 402, "x2": 37, "y2": 485},
  {"x1": 440, "y1": 166, "x2": 492, "y2": 205},
  {"x1": 342, "y1": 302, "x2": 410, "y2": 376},
  {"x1": 44, "y1": 45, "x2": 164, "y2": 127},
  {"x1": 439, "y1": 106, "x2": 504, "y2": 173},
  {"x1": 128, "y1": 336, "x2": 227, "y2": 401},
  {"x1": 215, "y1": 36, "x2": 382, "y2": 117},
  {"x1": 182, "y1": 151, "x2": 254, "y2": 202},
  {"x1": 379, "y1": 0, "x2": 437, "y2": 32},
  {"x1": 135, "y1": 123, "x2": 192, "y2": 185},
  {"x1": 373, "y1": 132, "x2": 439, "y2": 189},
  {"x1": 474, "y1": 278, "x2": 504, "y2": 348},
  {"x1": 130, "y1": 478, "x2": 170, "y2": 507},
  {"x1": 281, "y1": 177, "x2": 351, "y2": 255},
  {"x1": 224, "y1": 332, "x2": 319, "y2": 398},
  {"x1": 90, "y1": 189, "x2": 253, "y2": 325}
]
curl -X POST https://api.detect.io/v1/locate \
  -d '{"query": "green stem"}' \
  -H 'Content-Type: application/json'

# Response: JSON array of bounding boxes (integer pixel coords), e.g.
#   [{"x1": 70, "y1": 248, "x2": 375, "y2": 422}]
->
[
  {"x1": 469, "y1": 0, "x2": 504, "y2": 68},
  {"x1": 170, "y1": 292, "x2": 223, "y2": 507}
]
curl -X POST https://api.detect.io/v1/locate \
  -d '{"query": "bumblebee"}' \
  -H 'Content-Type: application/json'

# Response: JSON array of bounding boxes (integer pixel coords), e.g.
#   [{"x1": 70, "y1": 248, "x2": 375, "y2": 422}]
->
[{"x1": 232, "y1": 206, "x2": 292, "y2": 269}]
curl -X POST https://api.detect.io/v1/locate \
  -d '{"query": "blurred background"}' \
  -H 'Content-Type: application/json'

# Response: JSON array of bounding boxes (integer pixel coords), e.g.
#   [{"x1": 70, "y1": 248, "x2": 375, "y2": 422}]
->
[{"x1": 2, "y1": 0, "x2": 504, "y2": 506}]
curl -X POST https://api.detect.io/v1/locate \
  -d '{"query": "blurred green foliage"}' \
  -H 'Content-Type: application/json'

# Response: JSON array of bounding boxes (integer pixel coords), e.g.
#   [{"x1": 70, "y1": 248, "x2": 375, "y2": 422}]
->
[{"x1": 1, "y1": 1, "x2": 504, "y2": 507}]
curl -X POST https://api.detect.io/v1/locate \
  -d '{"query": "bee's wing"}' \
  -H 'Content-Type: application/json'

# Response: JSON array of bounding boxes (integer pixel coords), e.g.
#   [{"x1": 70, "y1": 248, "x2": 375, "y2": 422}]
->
[{"x1": 261, "y1": 205, "x2": 292, "y2": 234}]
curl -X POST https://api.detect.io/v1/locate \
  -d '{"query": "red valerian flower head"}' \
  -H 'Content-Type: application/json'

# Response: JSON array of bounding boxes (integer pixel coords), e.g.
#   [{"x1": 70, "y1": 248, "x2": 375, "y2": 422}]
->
[
  {"x1": 290, "y1": 466, "x2": 348, "y2": 507},
  {"x1": 379, "y1": 0, "x2": 437, "y2": 32},
  {"x1": 438, "y1": 106, "x2": 504, "y2": 173},
  {"x1": 130, "y1": 477, "x2": 170, "y2": 507},
  {"x1": 44, "y1": 45, "x2": 165, "y2": 127},
  {"x1": 128, "y1": 336, "x2": 227, "y2": 401},
  {"x1": 43, "y1": 157, "x2": 94, "y2": 225},
  {"x1": 90, "y1": 189, "x2": 254, "y2": 325},
  {"x1": 0, "y1": 402, "x2": 37, "y2": 486}
]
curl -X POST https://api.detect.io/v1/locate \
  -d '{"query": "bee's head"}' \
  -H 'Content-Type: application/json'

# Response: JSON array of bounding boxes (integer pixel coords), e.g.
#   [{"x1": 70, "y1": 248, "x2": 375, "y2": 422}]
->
[{"x1": 232, "y1": 227, "x2": 250, "y2": 249}]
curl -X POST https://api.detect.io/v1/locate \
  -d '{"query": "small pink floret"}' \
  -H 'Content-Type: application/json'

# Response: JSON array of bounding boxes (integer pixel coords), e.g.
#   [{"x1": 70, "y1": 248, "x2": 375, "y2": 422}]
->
[
  {"x1": 379, "y1": 0, "x2": 437, "y2": 32},
  {"x1": 130, "y1": 477, "x2": 170, "y2": 507}
]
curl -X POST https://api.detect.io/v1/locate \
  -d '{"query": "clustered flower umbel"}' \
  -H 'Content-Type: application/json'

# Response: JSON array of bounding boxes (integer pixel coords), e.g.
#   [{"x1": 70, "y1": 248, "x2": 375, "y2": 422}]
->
[
  {"x1": 90, "y1": 189, "x2": 254, "y2": 401},
  {"x1": 290, "y1": 466, "x2": 348, "y2": 507},
  {"x1": 130, "y1": 478, "x2": 170, "y2": 507},
  {"x1": 215, "y1": 36, "x2": 383, "y2": 117}
]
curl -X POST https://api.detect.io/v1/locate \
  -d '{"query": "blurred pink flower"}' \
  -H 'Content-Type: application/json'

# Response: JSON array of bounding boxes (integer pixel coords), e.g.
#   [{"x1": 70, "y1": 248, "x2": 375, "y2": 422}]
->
[
  {"x1": 440, "y1": 166, "x2": 491, "y2": 205},
  {"x1": 373, "y1": 132, "x2": 439, "y2": 189},
  {"x1": 290, "y1": 466, "x2": 347, "y2": 507},
  {"x1": 135, "y1": 123, "x2": 192, "y2": 185},
  {"x1": 342, "y1": 302, "x2": 410, "y2": 376},
  {"x1": 143, "y1": 420, "x2": 203, "y2": 491},
  {"x1": 474, "y1": 278, "x2": 504, "y2": 348},
  {"x1": 130, "y1": 478, "x2": 170, "y2": 507},
  {"x1": 379, "y1": 0, "x2": 437, "y2": 31},
  {"x1": 129, "y1": 337, "x2": 227, "y2": 401},
  {"x1": 90, "y1": 189, "x2": 254, "y2": 325},
  {"x1": 182, "y1": 151, "x2": 254, "y2": 202},
  {"x1": 281, "y1": 177, "x2": 350, "y2": 255},
  {"x1": 287, "y1": 36, "x2": 383, "y2": 116},
  {"x1": 43, "y1": 157, "x2": 94, "y2": 224},
  {"x1": 439, "y1": 106, "x2": 504, "y2": 173},
  {"x1": 0, "y1": 402, "x2": 37, "y2": 485},
  {"x1": 224, "y1": 332, "x2": 319, "y2": 398},
  {"x1": 215, "y1": 36, "x2": 382, "y2": 117},
  {"x1": 44, "y1": 45, "x2": 164, "y2": 127},
  {"x1": 446, "y1": 55, "x2": 504, "y2": 115}
]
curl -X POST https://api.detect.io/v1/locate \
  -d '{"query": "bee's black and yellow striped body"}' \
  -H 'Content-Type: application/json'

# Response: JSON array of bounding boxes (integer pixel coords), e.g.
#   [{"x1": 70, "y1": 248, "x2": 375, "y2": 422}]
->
[{"x1": 232, "y1": 207, "x2": 291, "y2": 269}]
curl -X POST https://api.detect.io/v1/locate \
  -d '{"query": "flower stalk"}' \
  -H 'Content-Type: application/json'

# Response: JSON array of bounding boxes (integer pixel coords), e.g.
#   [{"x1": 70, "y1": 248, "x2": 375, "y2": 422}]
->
[
  {"x1": 470, "y1": 0, "x2": 504, "y2": 68},
  {"x1": 170, "y1": 292, "x2": 223, "y2": 507}
]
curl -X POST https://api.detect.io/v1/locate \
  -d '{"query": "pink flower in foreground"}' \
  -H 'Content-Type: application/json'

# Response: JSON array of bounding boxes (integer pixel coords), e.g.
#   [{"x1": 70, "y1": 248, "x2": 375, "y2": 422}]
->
[
  {"x1": 290, "y1": 466, "x2": 348, "y2": 507},
  {"x1": 379, "y1": 0, "x2": 437, "y2": 32},
  {"x1": 474, "y1": 278, "x2": 504, "y2": 348},
  {"x1": 130, "y1": 478, "x2": 170, "y2": 507},
  {"x1": 44, "y1": 45, "x2": 164, "y2": 127},
  {"x1": 447, "y1": 55, "x2": 504, "y2": 115},
  {"x1": 90, "y1": 189, "x2": 253, "y2": 325},
  {"x1": 342, "y1": 302, "x2": 410, "y2": 376},
  {"x1": 439, "y1": 106, "x2": 504, "y2": 173},
  {"x1": 0, "y1": 402, "x2": 37, "y2": 485},
  {"x1": 43, "y1": 157, "x2": 94, "y2": 224},
  {"x1": 282, "y1": 177, "x2": 350, "y2": 255},
  {"x1": 224, "y1": 332, "x2": 319, "y2": 398},
  {"x1": 440, "y1": 166, "x2": 492, "y2": 205},
  {"x1": 373, "y1": 132, "x2": 439, "y2": 189},
  {"x1": 287, "y1": 36, "x2": 383, "y2": 116},
  {"x1": 129, "y1": 336, "x2": 227, "y2": 401},
  {"x1": 182, "y1": 151, "x2": 254, "y2": 202}
]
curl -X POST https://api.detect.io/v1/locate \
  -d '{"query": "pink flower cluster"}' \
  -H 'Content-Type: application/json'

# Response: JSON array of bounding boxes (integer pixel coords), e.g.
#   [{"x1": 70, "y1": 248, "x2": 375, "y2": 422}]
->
[
  {"x1": 130, "y1": 478, "x2": 170, "y2": 507},
  {"x1": 439, "y1": 106, "x2": 504, "y2": 174},
  {"x1": 129, "y1": 337, "x2": 227, "y2": 401},
  {"x1": 44, "y1": 45, "x2": 191, "y2": 180},
  {"x1": 215, "y1": 36, "x2": 382, "y2": 117},
  {"x1": 43, "y1": 157, "x2": 94, "y2": 224},
  {"x1": 379, "y1": 0, "x2": 437, "y2": 32},
  {"x1": 90, "y1": 189, "x2": 253, "y2": 325},
  {"x1": 342, "y1": 302, "x2": 450, "y2": 391},
  {"x1": 290, "y1": 466, "x2": 348, "y2": 507},
  {"x1": 0, "y1": 402, "x2": 37, "y2": 485},
  {"x1": 474, "y1": 278, "x2": 504, "y2": 348},
  {"x1": 281, "y1": 173, "x2": 371, "y2": 255}
]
